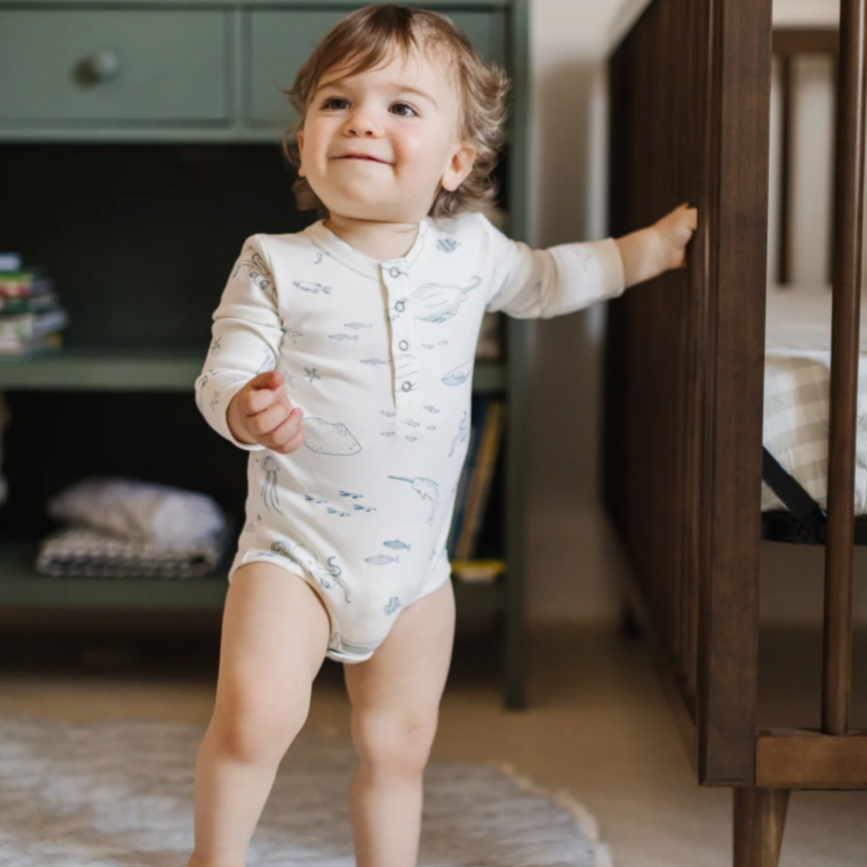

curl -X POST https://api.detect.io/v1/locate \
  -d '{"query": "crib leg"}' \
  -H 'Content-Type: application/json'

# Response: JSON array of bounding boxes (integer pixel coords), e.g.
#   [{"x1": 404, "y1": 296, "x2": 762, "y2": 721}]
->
[{"x1": 733, "y1": 787, "x2": 791, "y2": 867}]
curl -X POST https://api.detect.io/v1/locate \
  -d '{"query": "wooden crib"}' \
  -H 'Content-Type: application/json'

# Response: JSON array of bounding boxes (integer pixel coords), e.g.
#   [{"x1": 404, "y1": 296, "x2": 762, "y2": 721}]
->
[{"x1": 604, "y1": 1, "x2": 866, "y2": 864}]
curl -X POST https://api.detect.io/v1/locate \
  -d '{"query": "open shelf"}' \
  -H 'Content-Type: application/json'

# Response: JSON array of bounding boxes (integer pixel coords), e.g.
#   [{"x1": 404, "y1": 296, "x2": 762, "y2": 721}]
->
[
  {"x1": 0, "y1": 537, "x2": 504, "y2": 612},
  {"x1": 0, "y1": 349, "x2": 506, "y2": 392}
]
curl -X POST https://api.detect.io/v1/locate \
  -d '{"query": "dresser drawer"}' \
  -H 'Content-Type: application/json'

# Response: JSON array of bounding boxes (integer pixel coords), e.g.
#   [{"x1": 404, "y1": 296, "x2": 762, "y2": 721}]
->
[
  {"x1": 247, "y1": 9, "x2": 507, "y2": 126},
  {"x1": 0, "y1": 10, "x2": 230, "y2": 125}
]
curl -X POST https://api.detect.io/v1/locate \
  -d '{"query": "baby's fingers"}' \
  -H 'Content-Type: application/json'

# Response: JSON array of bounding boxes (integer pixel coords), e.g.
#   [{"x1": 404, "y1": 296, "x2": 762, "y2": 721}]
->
[{"x1": 266, "y1": 408, "x2": 307, "y2": 454}]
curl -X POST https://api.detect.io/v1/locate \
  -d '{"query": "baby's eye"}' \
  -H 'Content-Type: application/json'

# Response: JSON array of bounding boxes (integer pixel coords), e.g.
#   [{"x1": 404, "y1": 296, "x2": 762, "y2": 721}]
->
[
  {"x1": 321, "y1": 97, "x2": 349, "y2": 110},
  {"x1": 390, "y1": 102, "x2": 418, "y2": 117}
]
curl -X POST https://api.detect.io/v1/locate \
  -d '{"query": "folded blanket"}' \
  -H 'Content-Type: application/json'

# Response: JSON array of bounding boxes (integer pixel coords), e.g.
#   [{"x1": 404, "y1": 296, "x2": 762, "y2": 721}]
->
[
  {"x1": 35, "y1": 524, "x2": 230, "y2": 579},
  {"x1": 47, "y1": 477, "x2": 226, "y2": 548}
]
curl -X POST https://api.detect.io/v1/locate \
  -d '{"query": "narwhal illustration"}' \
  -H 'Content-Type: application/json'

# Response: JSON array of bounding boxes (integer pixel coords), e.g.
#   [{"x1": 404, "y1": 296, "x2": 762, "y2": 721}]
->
[{"x1": 388, "y1": 475, "x2": 439, "y2": 525}]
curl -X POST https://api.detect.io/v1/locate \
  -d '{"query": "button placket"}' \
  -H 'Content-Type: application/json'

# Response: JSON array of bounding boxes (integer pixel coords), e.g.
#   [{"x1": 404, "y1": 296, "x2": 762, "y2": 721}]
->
[{"x1": 384, "y1": 265, "x2": 418, "y2": 419}]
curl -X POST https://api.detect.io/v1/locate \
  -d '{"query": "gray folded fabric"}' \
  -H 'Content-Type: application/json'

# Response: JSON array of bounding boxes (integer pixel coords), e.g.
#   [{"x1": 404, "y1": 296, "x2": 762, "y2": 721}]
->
[
  {"x1": 47, "y1": 477, "x2": 226, "y2": 548},
  {"x1": 35, "y1": 525, "x2": 230, "y2": 578}
]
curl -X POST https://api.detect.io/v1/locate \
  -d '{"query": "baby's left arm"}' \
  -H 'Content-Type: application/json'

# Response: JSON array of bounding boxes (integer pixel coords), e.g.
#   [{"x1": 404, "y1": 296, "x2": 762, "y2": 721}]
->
[{"x1": 615, "y1": 203, "x2": 697, "y2": 289}]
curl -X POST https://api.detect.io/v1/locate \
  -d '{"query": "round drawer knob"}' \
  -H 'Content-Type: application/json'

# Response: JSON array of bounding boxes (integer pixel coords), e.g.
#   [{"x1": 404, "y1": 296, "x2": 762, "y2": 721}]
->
[{"x1": 80, "y1": 49, "x2": 122, "y2": 85}]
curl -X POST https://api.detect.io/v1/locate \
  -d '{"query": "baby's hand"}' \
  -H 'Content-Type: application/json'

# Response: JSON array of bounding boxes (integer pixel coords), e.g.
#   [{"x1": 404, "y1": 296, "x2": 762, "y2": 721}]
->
[
  {"x1": 653, "y1": 202, "x2": 698, "y2": 270},
  {"x1": 227, "y1": 371, "x2": 305, "y2": 454}
]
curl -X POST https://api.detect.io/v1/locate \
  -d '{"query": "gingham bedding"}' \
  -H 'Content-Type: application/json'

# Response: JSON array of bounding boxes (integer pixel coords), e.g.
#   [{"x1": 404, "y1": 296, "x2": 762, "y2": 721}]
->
[{"x1": 763, "y1": 284, "x2": 867, "y2": 514}]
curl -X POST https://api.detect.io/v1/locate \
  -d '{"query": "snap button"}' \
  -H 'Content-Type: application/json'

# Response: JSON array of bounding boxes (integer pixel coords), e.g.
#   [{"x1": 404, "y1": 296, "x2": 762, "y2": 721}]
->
[
  {"x1": 401, "y1": 381, "x2": 412, "y2": 392},
  {"x1": 398, "y1": 339, "x2": 409, "y2": 350},
  {"x1": 395, "y1": 300, "x2": 405, "y2": 312},
  {"x1": 389, "y1": 266, "x2": 402, "y2": 278}
]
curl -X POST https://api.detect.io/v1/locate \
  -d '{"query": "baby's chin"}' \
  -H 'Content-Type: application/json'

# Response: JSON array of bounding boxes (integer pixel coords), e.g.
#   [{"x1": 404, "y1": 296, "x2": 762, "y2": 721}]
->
[{"x1": 316, "y1": 192, "x2": 425, "y2": 224}]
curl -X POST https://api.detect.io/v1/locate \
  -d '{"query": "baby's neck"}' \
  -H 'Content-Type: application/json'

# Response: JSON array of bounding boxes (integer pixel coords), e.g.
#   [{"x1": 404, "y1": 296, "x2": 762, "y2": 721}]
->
[{"x1": 324, "y1": 214, "x2": 421, "y2": 262}]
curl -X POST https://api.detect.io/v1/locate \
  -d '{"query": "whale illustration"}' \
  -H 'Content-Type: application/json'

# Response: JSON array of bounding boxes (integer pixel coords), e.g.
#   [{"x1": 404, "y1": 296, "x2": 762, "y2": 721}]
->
[
  {"x1": 411, "y1": 276, "x2": 482, "y2": 323},
  {"x1": 303, "y1": 417, "x2": 362, "y2": 456}
]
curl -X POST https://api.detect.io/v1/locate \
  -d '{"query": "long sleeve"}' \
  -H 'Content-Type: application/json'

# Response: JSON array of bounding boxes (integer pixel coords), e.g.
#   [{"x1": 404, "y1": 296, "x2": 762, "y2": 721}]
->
[
  {"x1": 195, "y1": 234, "x2": 284, "y2": 451},
  {"x1": 481, "y1": 214, "x2": 626, "y2": 319}
]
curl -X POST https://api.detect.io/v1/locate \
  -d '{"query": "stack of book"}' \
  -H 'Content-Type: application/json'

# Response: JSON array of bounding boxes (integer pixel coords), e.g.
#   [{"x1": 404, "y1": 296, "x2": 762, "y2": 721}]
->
[
  {"x1": 447, "y1": 393, "x2": 507, "y2": 583},
  {"x1": 0, "y1": 253, "x2": 67, "y2": 358}
]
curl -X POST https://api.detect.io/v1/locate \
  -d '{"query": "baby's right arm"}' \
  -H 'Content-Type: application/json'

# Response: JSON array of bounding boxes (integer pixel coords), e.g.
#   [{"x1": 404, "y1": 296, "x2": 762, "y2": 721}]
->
[{"x1": 195, "y1": 234, "x2": 305, "y2": 454}]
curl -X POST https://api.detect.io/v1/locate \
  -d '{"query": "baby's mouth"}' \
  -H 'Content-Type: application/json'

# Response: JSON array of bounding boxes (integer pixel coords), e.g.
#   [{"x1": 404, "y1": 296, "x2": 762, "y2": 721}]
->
[{"x1": 337, "y1": 155, "x2": 390, "y2": 164}]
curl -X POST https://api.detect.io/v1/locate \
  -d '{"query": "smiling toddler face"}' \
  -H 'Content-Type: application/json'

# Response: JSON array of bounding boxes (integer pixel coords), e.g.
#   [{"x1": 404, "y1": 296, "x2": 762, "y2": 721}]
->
[{"x1": 296, "y1": 45, "x2": 470, "y2": 224}]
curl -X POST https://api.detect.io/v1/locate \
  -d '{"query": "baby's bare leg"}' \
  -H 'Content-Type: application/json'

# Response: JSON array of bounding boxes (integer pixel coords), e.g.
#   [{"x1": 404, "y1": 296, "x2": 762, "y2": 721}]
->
[
  {"x1": 343, "y1": 578, "x2": 456, "y2": 867},
  {"x1": 187, "y1": 561, "x2": 331, "y2": 867}
]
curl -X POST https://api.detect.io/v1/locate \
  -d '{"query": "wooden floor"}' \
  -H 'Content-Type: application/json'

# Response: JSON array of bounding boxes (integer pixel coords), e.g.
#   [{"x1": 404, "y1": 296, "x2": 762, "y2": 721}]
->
[{"x1": 0, "y1": 618, "x2": 866, "y2": 867}]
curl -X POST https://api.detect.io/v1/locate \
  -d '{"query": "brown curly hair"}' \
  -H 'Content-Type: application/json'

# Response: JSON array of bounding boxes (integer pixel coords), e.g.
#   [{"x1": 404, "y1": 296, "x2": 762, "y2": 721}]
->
[{"x1": 280, "y1": 4, "x2": 511, "y2": 220}]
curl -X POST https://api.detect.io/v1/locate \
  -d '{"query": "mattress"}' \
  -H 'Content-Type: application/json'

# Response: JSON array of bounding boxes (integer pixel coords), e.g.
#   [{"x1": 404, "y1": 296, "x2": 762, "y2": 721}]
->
[{"x1": 763, "y1": 284, "x2": 867, "y2": 514}]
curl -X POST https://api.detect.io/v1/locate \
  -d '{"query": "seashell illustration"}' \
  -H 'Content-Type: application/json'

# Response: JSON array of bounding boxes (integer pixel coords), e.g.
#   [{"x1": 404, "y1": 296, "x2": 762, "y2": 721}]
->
[
  {"x1": 442, "y1": 358, "x2": 472, "y2": 386},
  {"x1": 303, "y1": 417, "x2": 362, "y2": 456},
  {"x1": 411, "y1": 276, "x2": 482, "y2": 323}
]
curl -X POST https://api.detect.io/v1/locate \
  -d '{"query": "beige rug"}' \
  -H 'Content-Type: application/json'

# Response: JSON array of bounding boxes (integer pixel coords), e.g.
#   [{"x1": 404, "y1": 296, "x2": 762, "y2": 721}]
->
[{"x1": 0, "y1": 712, "x2": 612, "y2": 866}]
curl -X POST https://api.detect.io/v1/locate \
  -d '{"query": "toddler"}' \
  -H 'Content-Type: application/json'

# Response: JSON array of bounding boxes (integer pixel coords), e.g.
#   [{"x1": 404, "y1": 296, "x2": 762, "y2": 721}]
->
[{"x1": 189, "y1": 5, "x2": 697, "y2": 866}]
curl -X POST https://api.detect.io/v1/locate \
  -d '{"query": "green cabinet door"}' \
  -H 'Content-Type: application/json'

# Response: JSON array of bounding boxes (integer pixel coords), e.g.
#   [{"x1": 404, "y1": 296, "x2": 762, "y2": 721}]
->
[
  {"x1": 0, "y1": 9, "x2": 230, "y2": 125},
  {"x1": 246, "y1": 8, "x2": 507, "y2": 127}
]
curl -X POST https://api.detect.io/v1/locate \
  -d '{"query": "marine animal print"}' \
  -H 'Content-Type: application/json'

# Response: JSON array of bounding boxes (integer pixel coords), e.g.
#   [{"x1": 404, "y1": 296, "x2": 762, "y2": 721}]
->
[
  {"x1": 303, "y1": 417, "x2": 362, "y2": 456},
  {"x1": 329, "y1": 333, "x2": 359, "y2": 341},
  {"x1": 293, "y1": 280, "x2": 332, "y2": 295},
  {"x1": 449, "y1": 410, "x2": 470, "y2": 457},
  {"x1": 388, "y1": 475, "x2": 439, "y2": 525},
  {"x1": 384, "y1": 597, "x2": 401, "y2": 615},
  {"x1": 442, "y1": 359, "x2": 472, "y2": 386},
  {"x1": 365, "y1": 553, "x2": 399, "y2": 565},
  {"x1": 285, "y1": 328, "x2": 303, "y2": 344},
  {"x1": 256, "y1": 344, "x2": 278, "y2": 374},
  {"x1": 233, "y1": 249, "x2": 275, "y2": 304},
  {"x1": 411, "y1": 276, "x2": 481, "y2": 323},
  {"x1": 361, "y1": 358, "x2": 390, "y2": 366},
  {"x1": 259, "y1": 456, "x2": 283, "y2": 514},
  {"x1": 304, "y1": 367, "x2": 320, "y2": 382},
  {"x1": 436, "y1": 238, "x2": 461, "y2": 252},
  {"x1": 383, "y1": 539, "x2": 411, "y2": 551},
  {"x1": 344, "y1": 322, "x2": 373, "y2": 330},
  {"x1": 271, "y1": 541, "x2": 351, "y2": 603}
]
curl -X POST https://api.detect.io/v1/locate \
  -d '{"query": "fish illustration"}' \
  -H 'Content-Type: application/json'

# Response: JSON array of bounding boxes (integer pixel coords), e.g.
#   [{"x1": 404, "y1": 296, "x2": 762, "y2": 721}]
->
[
  {"x1": 411, "y1": 276, "x2": 482, "y2": 323},
  {"x1": 424, "y1": 405, "x2": 441, "y2": 414},
  {"x1": 365, "y1": 554, "x2": 400, "y2": 565},
  {"x1": 293, "y1": 280, "x2": 332, "y2": 294},
  {"x1": 303, "y1": 417, "x2": 362, "y2": 456},
  {"x1": 344, "y1": 322, "x2": 373, "y2": 329},
  {"x1": 383, "y1": 539, "x2": 412, "y2": 551},
  {"x1": 381, "y1": 410, "x2": 396, "y2": 417},
  {"x1": 406, "y1": 436, "x2": 418, "y2": 441},
  {"x1": 388, "y1": 475, "x2": 439, "y2": 525},
  {"x1": 381, "y1": 431, "x2": 396, "y2": 437},
  {"x1": 361, "y1": 358, "x2": 390, "y2": 366},
  {"x1": 271, "y1": 542, "x2": 350, "y2": 603},
  {"x1": 436, "y1": 239, "x2": 461, "y2": 253},
  {"x1": 325, "y1": 506, "x2": 351, "y2": 517},
  {"x1": 328, "y1": 333, "x2": 359, "y2": 341},
  {"x1": 339, "y1": 490, "x2": 363, "y2": 499},
  {"x1": 442, "y1": 359, "x2": 472, "y2": 387}
]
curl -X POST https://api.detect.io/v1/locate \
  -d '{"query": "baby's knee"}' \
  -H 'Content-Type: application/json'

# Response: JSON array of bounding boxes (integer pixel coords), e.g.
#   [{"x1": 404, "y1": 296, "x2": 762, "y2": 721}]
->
[
  {"x1": 210, "y1": 684, "x2": 311, "y2": 764},
  {"x1": 351, "y1": 711, "x2": 438, "y2": 776}
]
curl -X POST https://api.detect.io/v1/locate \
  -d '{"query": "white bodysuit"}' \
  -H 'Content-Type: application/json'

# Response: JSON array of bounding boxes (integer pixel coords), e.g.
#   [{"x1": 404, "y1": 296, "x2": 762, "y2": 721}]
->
[{"x1": 195, "y1": 211, "x2": 625, "y2": 663}]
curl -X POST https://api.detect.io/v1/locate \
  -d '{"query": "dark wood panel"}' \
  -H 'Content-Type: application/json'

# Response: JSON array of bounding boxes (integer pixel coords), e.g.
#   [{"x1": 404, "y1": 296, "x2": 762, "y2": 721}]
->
[
  {"x1": 606, "y1": 0, "x2": 772, "y2": 786},
  {"x1": 756, "y1": 729, "x2": 867, "y2": 787}
]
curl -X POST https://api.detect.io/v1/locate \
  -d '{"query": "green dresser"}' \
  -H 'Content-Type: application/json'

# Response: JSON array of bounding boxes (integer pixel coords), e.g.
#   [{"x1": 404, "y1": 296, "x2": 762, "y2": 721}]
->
[{"x1": 0, "y1": 0, "x2": 530, "y2": 709}]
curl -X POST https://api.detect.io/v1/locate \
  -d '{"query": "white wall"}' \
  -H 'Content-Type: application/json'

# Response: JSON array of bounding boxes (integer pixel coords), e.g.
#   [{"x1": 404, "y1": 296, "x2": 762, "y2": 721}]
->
[{"x1": 524, "y1": 0, "x2": 858, "y2": 626}]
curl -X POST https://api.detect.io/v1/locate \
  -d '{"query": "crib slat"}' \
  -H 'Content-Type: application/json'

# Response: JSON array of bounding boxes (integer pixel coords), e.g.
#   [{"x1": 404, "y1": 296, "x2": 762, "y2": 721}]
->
[{"x1": 823, "y1": 0, "x2": 867, "y2": 736}]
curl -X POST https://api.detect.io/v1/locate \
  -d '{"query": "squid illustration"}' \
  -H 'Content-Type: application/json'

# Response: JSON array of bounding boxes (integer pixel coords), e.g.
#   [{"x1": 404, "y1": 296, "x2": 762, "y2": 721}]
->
[{"x1": 233, "y1": 249, "x2": 276, "y2": 305}]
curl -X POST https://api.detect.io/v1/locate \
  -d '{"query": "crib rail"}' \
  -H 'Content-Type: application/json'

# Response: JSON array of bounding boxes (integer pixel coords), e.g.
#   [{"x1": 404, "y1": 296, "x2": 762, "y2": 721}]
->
[
  {"x1": 605, "y1": 0, "x2": 773, "y2": 785},
  {"x1": 824, "y1": 0, "x2": 867, "y2": 736}
]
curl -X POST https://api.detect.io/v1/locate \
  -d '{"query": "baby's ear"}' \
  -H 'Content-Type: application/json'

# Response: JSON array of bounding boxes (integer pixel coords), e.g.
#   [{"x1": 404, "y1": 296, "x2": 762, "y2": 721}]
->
[{"x1": 442, "y1": 143, "x2": 477, "y2": 192}]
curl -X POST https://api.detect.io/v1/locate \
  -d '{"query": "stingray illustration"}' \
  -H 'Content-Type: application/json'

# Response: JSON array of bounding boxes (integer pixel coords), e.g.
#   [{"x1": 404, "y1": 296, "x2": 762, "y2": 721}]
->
[
  {"x1": 411, "y1": 276, "x2": 482, "y2": 323},
  {"x1": 303, "y1": 417, "x2": 363, "y2": 456},
  {"x1": 442, "y1": 358, "x2": 473, "y2": 387},
  {"x1": 293, "y1": 280, "x2": 332, "y2": 295},
  {"x1": 449, "y1": 410, "x2": 469, "y2": 457},
  {"x1": 260, "y1": 456, "x2": 283, "y2": 514},
  {"x1": 233, "y1": 249, "x2": 276, "y2": 304},
  {"x1": 388, "y1": 475, "x2": 439, "y2": 525},
  {"x1": 271, "y1": 541, "x2": 350, "y2": 603}
]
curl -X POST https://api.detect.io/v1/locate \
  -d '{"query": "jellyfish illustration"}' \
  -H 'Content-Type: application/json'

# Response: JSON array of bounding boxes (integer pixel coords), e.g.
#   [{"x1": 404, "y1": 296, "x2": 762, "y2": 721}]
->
[
  {"x1": 388, "y1": 475, "x2": 439, "y2": 525},
  {"x1": 260, "y1": 456, "x2": 283, "y2": 514}
]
